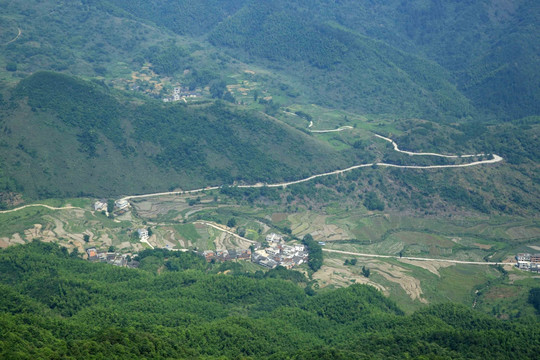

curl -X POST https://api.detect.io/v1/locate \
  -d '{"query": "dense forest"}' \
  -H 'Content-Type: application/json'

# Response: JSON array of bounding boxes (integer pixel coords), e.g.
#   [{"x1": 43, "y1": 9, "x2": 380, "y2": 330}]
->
[{"x1": 1, "y1": 242, "x2": 539, "y2": 359}]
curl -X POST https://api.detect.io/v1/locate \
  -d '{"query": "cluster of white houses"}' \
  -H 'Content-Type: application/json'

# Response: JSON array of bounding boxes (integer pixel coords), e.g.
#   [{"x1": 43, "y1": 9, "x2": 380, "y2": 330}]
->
[
  {"x1": 163, "y1": 86, "x2": 200, "y2": 102},
  {"x1": 516, "y1": 253, "x2": 540, "y2": 272},
  {"x1": 92, "y1": 199, "x2": 130, "y2": 215},
  {"x1": 201, "y1": 233, "x2": 309, "y2": 269},
  {"x1": 252, "y1": 233, "x2": 308, "y2": 269}
]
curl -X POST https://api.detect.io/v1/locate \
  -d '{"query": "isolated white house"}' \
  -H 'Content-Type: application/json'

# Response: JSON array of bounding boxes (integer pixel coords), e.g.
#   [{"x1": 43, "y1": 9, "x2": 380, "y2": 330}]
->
[
  {"x1": 115, "y1": 199, "x2": 129, "y2": 210},
  {"x1": 266, "y1": 233, "x2": 283, "y2": 243},
  {"x1": 93, "y1": 200, "x2": 106, "y2": 211},
  {"x1": 137, "y1": 228, "x2": 149, "y2": 240}
]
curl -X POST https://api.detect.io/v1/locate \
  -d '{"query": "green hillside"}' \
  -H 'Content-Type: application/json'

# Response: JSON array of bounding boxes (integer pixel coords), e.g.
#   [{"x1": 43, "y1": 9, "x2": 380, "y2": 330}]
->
[
  {"x1": 0, "y1": 0, "x2": 537, "y2": 215},
  {"x1": 1, "y1": 242, "x2": 538, "y2": 359},
  {"x1": 0, "y1": 71, "x2": 353, "y2": 200},
  {"x1": 2, "y1": 0, "x2": 538, "y2": 122},
  {"x1": 209, "y1": 4, "x2": 472, "y2": 121},
  {"x1": 105, "y1": 0, "x2": 539, "y2": 121}
]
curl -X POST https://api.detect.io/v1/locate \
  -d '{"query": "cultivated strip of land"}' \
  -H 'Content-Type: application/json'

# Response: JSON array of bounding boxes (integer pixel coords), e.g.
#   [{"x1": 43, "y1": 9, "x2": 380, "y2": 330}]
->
[{"x1": 194, "y1": 221, "x2": 257, "y2": 244}]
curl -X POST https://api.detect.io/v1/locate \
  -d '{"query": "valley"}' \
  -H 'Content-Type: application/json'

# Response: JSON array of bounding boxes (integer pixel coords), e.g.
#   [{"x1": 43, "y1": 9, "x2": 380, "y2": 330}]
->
[
  {"x1": 0, "y1": 1, "x2": 538, "y2": 358},
  {"x1": 0, "y1": 80, "x2": 536, "y2": 316}
]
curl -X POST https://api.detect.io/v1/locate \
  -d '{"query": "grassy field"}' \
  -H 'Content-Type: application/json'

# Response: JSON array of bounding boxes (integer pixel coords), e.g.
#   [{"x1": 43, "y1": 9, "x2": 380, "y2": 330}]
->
[{"x1": 475, "y1": 270, "x2": 540, "y2": 319}]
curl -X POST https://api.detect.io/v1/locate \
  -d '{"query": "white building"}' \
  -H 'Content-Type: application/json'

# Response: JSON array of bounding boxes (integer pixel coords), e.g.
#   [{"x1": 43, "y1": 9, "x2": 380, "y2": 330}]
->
[
  {"x1": 266, "y1": 233, "x2": 283, "y2": 243},
  {"x1": 516, "y1": 253, "x2": 531, "y2": 261},
  {"x1": 115, "y1": 199, "x2": 129, "y2": 210},
  {"x1": 137, "y1": 228, "x2": 149, "y2": 241},
  {"x1": 93, "y1": 200, "x2": 106, "y2": 211}
]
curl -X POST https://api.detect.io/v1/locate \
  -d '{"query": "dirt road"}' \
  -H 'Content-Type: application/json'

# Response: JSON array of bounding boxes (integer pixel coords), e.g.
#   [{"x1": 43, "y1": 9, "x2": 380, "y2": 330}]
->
[
  {"x1": 4, "y1": 27, "x2": 22, "y2": 45},
  {"x1": 0, "y1": 204, "x2": 81, "y2": 214},
  {"x1": 322, "y1": 248, "x2": 504, "y2": 266},
  {"x1": 3, "y1": 132, "x2": 503, "y2": 209},
  {"x1": 310, "y1": 126, "x2": 353, "y2": 133}
]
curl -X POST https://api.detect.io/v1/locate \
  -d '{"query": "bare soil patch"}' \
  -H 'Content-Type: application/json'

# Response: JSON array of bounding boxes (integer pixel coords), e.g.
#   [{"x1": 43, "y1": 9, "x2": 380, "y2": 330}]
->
[
  {"x1": 373, "y1": 261, "x2": 428, "y2": 303},
  {"x1": 271, "y1": 213, "x2": 288, "y2": 223},
  {"x1": 474, "y1": 243, "x2": 493, "y2": 250},
  {"x1": 398, "y1": 258, "x2": 454, "y2": 277},
  {"x1": 314, "y1": 257, "x2": 386, "y2": 293}
]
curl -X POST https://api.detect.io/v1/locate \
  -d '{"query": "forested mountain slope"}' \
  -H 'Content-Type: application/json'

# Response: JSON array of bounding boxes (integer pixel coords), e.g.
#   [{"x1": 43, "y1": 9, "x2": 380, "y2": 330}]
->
[
  {"x1": 4, "y1": 0, "x2": 537, "y2": 121},
  {"x1": 0, "y1": 72, "x2": 351, "y2": 199},
  {"x1": 1, "y1": 242, "x2": 539, "y2": 359},
  {"x1": 209, "y1": 5, "x2": 471, "y2": 120},
  {"x1": 0, "y1": 0, "x2": 538, "y2": 214},
  {"x1": 106, "y1": 0, "x2": 539, "y2": 121}
]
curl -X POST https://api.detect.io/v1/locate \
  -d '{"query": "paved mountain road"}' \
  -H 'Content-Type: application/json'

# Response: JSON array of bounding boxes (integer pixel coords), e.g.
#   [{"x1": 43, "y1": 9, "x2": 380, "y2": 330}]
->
[{"x1": 4, "y1": 27, "x2": 22, "y2": 45}]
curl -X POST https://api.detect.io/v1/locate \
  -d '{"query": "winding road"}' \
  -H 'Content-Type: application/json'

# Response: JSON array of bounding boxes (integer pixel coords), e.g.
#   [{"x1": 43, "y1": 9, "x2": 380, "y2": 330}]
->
[
  {"x1": 4, "y1": 27, "x2": 22, "y2": 45},
  {"x1": 121, "y1": 132, "x2": 502, "y2": 201},
  {"x1": 0, "y1": 132, "x2": 503, "y2": 210},
  {"x1": 374, "y1": 134, "x2": 485, "y2": 158}
]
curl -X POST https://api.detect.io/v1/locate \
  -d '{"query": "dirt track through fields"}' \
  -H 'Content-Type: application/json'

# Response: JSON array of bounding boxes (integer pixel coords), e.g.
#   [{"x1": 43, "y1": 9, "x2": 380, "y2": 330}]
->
[
  {"x1": 0, "y1": 204, "x2": 81, "y2": 214},
  {"x1": 322, "y1": 248, "x2": 505, "y2": 266}
]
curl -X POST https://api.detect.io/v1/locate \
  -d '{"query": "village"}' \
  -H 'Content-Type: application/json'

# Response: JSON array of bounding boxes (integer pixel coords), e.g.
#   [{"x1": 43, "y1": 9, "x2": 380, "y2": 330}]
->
[
  {"x1": 162, "y1": 86, "x2": 200, "y2": 103},
  {"x1": 90, "y1": 199, "x2": 310, "y2": 270},
  {"x1": 515, "y1": 253, "x2": 540, "y2": 272},
  {"x1": 202, "y1": 233, "x2": 309, "y2": 269},
  {"x1": 86, "y1": 247, "x2": 139, "y2": 268}
]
